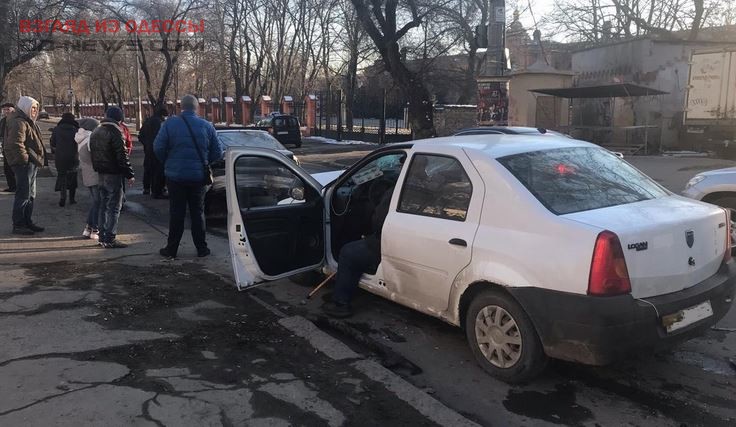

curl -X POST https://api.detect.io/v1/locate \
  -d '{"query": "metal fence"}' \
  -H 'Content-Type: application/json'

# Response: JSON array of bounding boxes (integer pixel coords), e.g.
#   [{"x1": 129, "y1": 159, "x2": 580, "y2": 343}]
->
[{"x1": 314, "y1": 89, "x2": 413, "y2": 144}]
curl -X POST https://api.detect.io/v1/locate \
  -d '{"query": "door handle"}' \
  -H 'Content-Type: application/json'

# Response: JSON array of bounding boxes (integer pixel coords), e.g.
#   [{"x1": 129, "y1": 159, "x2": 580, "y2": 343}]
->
[{"x1": 449, "y1": 238, "x2": 467, "y2": 247}]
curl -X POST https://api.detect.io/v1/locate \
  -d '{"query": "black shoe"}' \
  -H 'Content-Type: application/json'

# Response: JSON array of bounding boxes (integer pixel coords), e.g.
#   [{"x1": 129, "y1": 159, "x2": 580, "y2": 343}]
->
[
  {"x1": 197, "y1": 247, "x2": 211, "y2": 257},
  {"x1": 143, "y1": 189, "x2": 150, "y2": 195},
  {"x1": 152, "y1": 194, "x2": 169, "y2": 200},
  {"x1": 69, "y1": 198, "x2": 76, "y2": 205},
  {"x1": 160, "y1": 247, "x2": 177, "y2": 258},
  {"x1": 2, "y1": 188, "x2": 15, "y2": 192},
  {"x1": 59, "y1": 198, "x2": 66, "y2": 207},
  {"x1": 27, "y1": 223, "x2": 45, "y2": 232},
  {"x1": 321, "y1": 301, "x2": 353, "y2": 319},
  {"x1": 12, "y1": 225, "x2": 34, "y2": 235},
  {"x1": 103, "y1": 240, "x2": 128, "y2": 249}
]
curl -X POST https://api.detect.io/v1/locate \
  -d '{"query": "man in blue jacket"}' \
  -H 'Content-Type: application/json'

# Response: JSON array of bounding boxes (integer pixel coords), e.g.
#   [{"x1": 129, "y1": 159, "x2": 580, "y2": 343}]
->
[{"x1": 154, "y1": 95, "x2": 223, "y2": 258}]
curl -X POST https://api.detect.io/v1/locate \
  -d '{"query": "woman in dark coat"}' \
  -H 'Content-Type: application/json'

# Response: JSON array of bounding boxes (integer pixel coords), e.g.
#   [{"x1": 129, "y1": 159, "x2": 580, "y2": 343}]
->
[{"x1": 51, "y1": 113, "x2": 80, "y2": 206}]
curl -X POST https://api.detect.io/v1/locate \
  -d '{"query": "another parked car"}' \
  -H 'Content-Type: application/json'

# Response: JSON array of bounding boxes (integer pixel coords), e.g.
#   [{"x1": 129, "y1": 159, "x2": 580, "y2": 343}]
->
[
  {"x1": 683, "y1": 167, "x2": 736, "y2": 211},
  {"x1": 256, "y1": 114, "x2": 302, "y2": 148},
  {"x1": 38, "y1": 110, "x2": 50, "y2": 119},
  {"x1": 224, "y1": 134, "x2": 736, "y2": 382},
  {"x1": 205, "y1": 129, "x2": 299, "y2": 218}
]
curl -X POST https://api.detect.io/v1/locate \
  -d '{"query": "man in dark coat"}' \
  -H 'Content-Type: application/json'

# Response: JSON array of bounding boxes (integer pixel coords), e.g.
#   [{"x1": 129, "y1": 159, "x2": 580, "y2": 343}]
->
[
  {"x1": 4, "y1": 96, "x2": 46, "y2": 235},
  {"x1": 139, "y1": 107, "x2": 168, "y2": 198},
  {"x1": 51, "y1": 112, "x2": 80, "y2": 206},
  {"x1": 1, "y1": 102, "x2": 17, "y2": 192},
  {"x1": 90, "y1": 106, "x2": 135, "y2": 248}
]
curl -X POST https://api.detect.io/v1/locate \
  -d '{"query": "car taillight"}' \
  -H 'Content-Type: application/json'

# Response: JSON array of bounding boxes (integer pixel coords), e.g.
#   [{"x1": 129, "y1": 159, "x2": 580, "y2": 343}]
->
[
  {"x1": 588, "y1": 230, "x2": 632, "y2": 296},
  {"x1": 723, "y1": 208, "x2": 732, "y2": 263}
]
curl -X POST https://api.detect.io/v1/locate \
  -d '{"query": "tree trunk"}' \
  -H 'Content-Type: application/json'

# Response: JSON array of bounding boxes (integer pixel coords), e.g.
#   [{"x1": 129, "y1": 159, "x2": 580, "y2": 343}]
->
[{"x1": 383, "y1": 44, "x2": 434, "y2": 138}]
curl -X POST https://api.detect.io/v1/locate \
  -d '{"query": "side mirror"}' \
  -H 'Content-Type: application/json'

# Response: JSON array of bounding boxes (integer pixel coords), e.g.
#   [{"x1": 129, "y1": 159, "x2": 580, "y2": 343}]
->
[{"x1": 290, "y1": 187, "x2": 305, "y2": 201}]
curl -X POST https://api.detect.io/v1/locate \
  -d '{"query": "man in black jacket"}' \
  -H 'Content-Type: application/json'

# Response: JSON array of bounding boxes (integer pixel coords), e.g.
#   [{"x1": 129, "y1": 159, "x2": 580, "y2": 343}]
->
[
  {"x1": 90, "y1": 107, "x2": 135, "y2": 248},
  {"x1": 322, "y1": 188, "x2": 394, "y2": 318},
  {"x1": 139, "y1": 107, "x2": 168, "y2": 198}
]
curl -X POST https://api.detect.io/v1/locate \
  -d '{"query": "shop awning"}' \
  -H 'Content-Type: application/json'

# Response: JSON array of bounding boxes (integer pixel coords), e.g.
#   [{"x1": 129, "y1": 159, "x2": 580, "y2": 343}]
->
[{"x1": 531, "y1": 83, "x2": 668, "y2": 98}]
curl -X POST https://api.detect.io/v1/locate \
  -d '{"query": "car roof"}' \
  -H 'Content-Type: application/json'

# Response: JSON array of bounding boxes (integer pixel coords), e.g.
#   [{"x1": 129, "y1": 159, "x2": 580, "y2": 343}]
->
[
  {"x1": 216, "y1": 128, "x2": 269, "y2": 134},
  {"x1": 410, "y1": 134, "x2": 594, "y2": 159},
  {"x1": 455, "y1": 126, "x2": 551, "y2": 135}
]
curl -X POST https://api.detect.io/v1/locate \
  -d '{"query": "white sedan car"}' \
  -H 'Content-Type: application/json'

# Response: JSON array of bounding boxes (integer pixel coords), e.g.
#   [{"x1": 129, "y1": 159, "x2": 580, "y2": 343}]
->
[{"x1": 225, "y1": 135, "x2": 736, "y2": 382}]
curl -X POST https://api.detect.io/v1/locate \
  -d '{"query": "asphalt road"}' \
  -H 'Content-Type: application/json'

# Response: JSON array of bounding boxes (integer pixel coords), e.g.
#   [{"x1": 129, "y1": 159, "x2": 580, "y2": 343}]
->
[{"x1": 2, "y1": 121, "x2": 735, "y2": 426}]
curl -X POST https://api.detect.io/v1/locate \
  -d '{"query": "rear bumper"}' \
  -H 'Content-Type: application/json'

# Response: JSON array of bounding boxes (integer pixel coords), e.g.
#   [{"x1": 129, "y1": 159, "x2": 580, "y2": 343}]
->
[{"x1": 508, "y1": 263, "x2": 736, "y2": 365}]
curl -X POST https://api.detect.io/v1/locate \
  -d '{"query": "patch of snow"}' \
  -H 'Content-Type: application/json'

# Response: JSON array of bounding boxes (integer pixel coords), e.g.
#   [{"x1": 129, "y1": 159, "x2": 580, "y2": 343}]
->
[{"x1": 306, "y1": 136, "x2": 378, "y2": 146}]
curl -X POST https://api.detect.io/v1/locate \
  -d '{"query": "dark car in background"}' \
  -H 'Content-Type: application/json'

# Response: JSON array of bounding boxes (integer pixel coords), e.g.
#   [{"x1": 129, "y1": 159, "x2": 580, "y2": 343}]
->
[
  {"x1": 205, "y1": 129, "x2": 300, "y2": 218},
  {"x1": 256, "y1": 114, "x2": 302, "y2": 148}
]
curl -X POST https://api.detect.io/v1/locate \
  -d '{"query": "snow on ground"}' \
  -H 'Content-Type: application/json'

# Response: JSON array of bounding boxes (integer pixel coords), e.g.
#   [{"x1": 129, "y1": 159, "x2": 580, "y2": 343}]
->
[{"x1": 305, "y1": 136, "x2": 379, "y2": 146}]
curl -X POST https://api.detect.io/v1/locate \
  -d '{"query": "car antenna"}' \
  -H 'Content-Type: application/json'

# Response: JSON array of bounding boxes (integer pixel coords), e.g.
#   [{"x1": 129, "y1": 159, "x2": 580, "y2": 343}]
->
[{"x1": 538, "y1": 127, "x2": 547, "y2": 134}]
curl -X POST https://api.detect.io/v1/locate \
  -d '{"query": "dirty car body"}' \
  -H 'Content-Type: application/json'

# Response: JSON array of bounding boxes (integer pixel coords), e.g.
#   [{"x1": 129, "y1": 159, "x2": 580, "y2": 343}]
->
[{"x1": 224, "y1": 135, "x2": 736, "y2": 382}]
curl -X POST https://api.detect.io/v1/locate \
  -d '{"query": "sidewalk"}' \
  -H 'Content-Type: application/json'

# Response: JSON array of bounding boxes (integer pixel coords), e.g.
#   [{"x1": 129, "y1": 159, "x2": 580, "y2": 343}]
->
[{"x1": 0, "y1": 171, "x2": 478, "y2": 426}]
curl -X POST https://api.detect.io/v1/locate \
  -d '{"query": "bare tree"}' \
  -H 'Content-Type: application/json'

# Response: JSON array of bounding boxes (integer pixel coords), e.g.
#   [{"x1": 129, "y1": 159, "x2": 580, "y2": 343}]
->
[{"x1": 349, "y1": 0, "x2": 447, "y2": 138}]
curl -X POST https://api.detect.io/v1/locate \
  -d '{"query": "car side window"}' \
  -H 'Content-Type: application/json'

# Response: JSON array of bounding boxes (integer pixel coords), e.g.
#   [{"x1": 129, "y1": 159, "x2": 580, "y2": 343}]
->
[
  {"x1": 398, "y1": 154, "x2": 472, "y2": 221},
  {"x1": 234, "y1": 156, "x2": 310, "y2": 209}
]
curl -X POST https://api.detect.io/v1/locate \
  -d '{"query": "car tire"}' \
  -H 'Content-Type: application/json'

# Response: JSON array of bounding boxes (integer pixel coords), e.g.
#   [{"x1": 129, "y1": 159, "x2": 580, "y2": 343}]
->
[{"x1": 465, "y1": 290, "x2": 547, "y2": 383}]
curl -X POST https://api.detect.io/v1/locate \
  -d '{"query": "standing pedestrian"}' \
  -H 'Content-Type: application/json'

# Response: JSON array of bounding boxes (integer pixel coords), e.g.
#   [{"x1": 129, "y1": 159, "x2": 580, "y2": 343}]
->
[
  {"x1": 1, "y1": 102, "x2": 17, "y2": 192},
  {"x1": 76, "y1": 118, "x2": 101, "y2": 239},
  {"x1": 51, "y1": 112, "x2": 80, "y2": 206},
  {"x1": 90, "y1": 106, "x2": 135, "y2": 248},
  {"x1": 154, "y1": 95, "x2": 222, "y2": 258},
  {"x1": 139, "y1": 107, "x2": 169, "y2": 198},
  {"x1": 4, "y1": 96, "x2": 46, "y2": 235}
]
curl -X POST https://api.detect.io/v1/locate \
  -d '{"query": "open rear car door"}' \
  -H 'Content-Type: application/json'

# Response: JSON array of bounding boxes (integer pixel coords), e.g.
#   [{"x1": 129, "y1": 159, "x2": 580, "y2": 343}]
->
[{"x1": 226, "y1": 147, "x2": 325, "y2": 290}]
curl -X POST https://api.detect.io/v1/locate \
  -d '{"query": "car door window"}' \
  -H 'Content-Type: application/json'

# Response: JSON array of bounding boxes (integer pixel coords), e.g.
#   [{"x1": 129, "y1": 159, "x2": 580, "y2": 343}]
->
[
  {"x1": 235, "y1": 156, "x2": 310, "y2": 209},
  {"x1": 398, "y1": 154, "x2": 472, "y2": 221}
]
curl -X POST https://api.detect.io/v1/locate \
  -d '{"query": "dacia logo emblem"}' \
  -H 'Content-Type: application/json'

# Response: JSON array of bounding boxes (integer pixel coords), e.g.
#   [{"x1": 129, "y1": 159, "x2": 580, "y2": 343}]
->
[{"x1": 685, "y1": 230, "x2": 695, "y2": 248}]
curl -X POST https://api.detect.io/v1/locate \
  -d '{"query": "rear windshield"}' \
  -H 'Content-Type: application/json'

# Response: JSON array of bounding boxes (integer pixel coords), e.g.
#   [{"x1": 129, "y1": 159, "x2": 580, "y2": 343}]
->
[
  {"x1": 273, "y1": 117, "x2": 299, "y2": 127},
  {"x1": 498, "y1": 147, "x2": 668, "y2": 215}
]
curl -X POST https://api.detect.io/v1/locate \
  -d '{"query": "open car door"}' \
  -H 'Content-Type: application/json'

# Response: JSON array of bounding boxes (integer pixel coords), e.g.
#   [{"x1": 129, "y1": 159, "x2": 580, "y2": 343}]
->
[{"x1": 226, "y1": 147, "x2": 325, "y2": 290}]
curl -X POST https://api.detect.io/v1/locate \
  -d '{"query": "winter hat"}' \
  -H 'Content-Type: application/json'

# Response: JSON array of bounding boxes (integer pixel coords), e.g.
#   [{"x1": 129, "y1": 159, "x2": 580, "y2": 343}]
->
[
  {"x1": 106, "y1": 106, "x2": 124, "y2": 122},
  {"x1": 157, "y1": 107, "x2": 169, "y2": 117},
  {"x1": 17, "y1": 96, "x2": 39, "y2": 120},
  {"x1": 78, "y1": 118, "x2": 99, "y2": 132},
  {"x1": 0, "y1": 102, "x2": 14, "y2": 109},
  {"x1": 60, "y1": 112, "x2": 79, "y2": 128}
]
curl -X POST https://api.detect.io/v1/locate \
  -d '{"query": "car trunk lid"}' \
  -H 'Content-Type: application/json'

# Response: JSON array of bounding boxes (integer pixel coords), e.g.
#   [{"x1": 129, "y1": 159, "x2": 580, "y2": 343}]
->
[{"x1": 564, "y1": 196, "x2": 728, "y2": 298}]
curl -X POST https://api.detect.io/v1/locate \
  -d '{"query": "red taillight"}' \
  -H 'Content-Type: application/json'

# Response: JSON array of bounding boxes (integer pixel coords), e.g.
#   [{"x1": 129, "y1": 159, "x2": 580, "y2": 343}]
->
[
  {"x1": 588, "y1": 231, "x2": 632, "y2": 296},
  {"x1": 723, "y1": 208, "x2": 732, "y2": 263}
]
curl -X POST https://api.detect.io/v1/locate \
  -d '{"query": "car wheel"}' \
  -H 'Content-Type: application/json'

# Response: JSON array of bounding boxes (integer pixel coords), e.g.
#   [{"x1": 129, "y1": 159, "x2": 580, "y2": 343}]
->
[{"x1": 465, "y1": 290, "x2": 547, "y2": 383}]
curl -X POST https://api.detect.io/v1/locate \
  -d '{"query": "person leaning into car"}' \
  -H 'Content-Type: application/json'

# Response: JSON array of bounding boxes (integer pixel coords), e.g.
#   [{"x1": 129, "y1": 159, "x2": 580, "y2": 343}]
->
[{"x1": 154, "y1": 94, "x2": 223, "y2": 259}]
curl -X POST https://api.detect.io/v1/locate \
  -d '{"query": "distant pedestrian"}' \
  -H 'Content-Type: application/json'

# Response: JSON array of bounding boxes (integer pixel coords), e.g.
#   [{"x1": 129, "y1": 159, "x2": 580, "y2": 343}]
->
[
  {"x1": 4, "y1": 96, "x2": 46, "y2": 235},
  {"x1": 1, "y1": 102, "x2": 17, "y2": 192},
  {"x1": 154, "y1": 94, "x2": 223, "y2": 258},
  {"x1": 90, "y1": 106, "x2": 135, "y2": 248},
  {"x1": 76, "y1": 118, "x2": 101, "y2": 240},
  {"x1": 51, "y1": 112, "x2": 80, "y2": 206},
  {"x1": 139, "y1": 107, "x2": 169, "y2": 198}
]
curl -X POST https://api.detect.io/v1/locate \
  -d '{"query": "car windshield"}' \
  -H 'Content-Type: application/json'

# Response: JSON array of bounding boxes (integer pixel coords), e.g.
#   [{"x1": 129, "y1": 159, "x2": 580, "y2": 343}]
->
[
  {"x1": 498, "y1": 147, "x2": 668, "y2": 215},
  {"x1": 218, "y1": 131, "x2": 286, "y2": 150}
]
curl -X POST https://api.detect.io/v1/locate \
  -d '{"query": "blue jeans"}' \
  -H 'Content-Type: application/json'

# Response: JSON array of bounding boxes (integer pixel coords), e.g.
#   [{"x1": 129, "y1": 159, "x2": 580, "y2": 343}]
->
[
  {"x1": 332, "y1": 238, "x2": 381, "y2": 306},
  {"x1": 97, "y1": 174, "x2": 124, "y2": 243},
  {"x1": 86, "y1": 185, "x2": 100, "y2": 229},
  {"x1": 11, "y1": 163, "x2": 38, "y2": 226},
  {"x1": 165, "y1": 180, "x2": 208, "y2": 254}
]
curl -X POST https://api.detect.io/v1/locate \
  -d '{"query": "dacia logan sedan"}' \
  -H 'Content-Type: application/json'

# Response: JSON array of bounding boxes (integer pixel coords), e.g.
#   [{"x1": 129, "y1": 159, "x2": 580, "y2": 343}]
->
[{"x1": 225, "y1": 135, "x2": 736, "y2": 382}]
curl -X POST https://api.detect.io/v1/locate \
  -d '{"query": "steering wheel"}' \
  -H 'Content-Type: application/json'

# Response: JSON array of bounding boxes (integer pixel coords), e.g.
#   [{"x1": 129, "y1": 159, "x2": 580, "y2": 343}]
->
[{"x1": 368, "y1": 177, "x2": 394, "y2": 206}]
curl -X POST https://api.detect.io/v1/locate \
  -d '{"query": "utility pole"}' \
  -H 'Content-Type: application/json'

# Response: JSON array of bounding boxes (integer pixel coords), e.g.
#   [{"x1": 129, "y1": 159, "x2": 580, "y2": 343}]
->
[{"x1": 488, "y1": 0, "x2": 507, "y2": 76}]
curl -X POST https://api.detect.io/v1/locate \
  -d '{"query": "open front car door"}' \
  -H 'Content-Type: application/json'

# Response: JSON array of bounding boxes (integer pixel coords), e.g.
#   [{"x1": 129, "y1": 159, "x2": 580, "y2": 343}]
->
[{"x1": 226, "y1": 147, "x2": 325, "y2": 290}]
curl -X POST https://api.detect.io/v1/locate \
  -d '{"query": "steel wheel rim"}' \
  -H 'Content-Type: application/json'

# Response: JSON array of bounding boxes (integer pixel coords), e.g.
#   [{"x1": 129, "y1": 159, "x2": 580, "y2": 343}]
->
[{"x1": 474, "y1": 305, "x2": 522, "y2": 368}]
